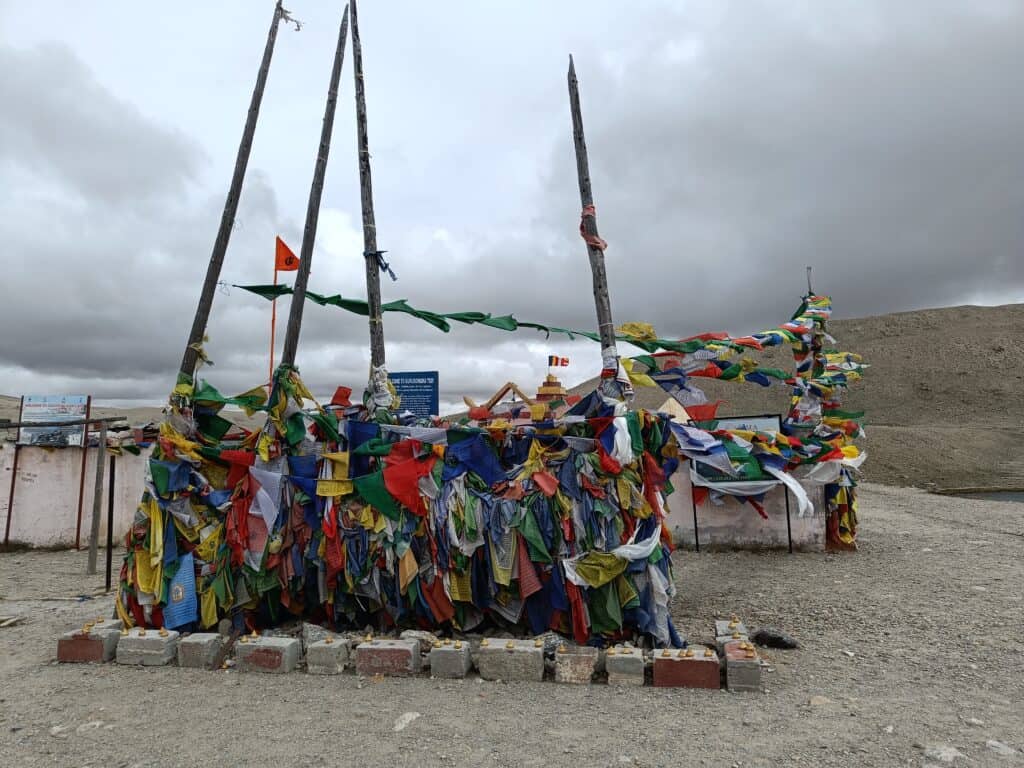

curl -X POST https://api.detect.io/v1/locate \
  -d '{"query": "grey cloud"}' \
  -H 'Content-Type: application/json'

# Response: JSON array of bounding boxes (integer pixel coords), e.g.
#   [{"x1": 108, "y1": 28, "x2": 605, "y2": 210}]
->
[
  {"x1": 2, "y1": 1, "x2": 1023, "y2": 408},
  {"x1": 0, "y1": 43, "x2": 204, "y2": 207}
]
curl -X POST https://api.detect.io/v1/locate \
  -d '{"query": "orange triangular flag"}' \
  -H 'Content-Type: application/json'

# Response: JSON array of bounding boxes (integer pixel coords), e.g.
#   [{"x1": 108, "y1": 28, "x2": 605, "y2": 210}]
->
[{"x1": 275, "y1": 236, "x2": 299, "y2": 271}]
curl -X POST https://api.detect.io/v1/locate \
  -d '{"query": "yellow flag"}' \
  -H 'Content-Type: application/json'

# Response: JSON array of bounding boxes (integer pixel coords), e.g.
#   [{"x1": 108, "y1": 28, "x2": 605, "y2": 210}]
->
[{"x1": 316, "y1": 478, "x2": 353, "y2": 497}]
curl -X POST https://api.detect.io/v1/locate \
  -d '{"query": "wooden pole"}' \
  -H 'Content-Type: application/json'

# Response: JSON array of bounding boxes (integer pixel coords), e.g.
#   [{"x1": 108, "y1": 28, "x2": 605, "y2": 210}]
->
[
  {"x1": 4, "y1": 396, "x2": 23, "y2": 546},
  {"x1": 3, "y1": 444, "x2": 19, "y2": 546},
  {"x1": 105, "y1": 453, "x2": 116, "y2": 592},
  {"x1": 568, "y1": 57, "x2": 621, "y2": 392},
  {"x1": 87, "y1": 422, "x2": 107, "y2": 575},
  {"x1": 269, "y1": 264, "x2": 278, "y2": 384},
  {"x1": 178, "y1": 0, "x2": 287, "y2": 382},
  {"x1": 280, "y1": 4, "x2": 351, "y2": 366},
  {"x1": 351, "y1": 0, "x2": 387, "y2": 374},
  {"x1": 74, "y1": 396, "x2": 91, "y2": 549}
]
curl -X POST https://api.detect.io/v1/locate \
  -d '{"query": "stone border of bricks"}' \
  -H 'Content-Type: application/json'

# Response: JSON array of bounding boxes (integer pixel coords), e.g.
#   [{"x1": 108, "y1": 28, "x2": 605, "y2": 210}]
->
[{"x1": 55, "y1": 616, "x2": 780, "y2": 691}]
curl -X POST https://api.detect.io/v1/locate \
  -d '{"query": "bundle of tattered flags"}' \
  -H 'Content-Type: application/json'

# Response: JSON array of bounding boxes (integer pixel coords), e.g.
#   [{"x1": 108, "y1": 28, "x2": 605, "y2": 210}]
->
[{"x1": 118, "y1": 295, "x2": 864, "y2": 642}]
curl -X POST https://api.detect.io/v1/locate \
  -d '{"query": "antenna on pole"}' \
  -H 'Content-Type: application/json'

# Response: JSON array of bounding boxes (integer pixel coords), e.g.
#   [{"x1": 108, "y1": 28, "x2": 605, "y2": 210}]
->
[{"x1": 279, "y1": 4, "x2": 351, "y2": 368}]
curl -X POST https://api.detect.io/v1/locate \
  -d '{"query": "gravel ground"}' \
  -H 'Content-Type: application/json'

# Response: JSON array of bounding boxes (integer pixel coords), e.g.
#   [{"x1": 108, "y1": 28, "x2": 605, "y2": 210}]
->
[{"x1": 0, "y1": 482, "x2": 1021, "y2": 768}]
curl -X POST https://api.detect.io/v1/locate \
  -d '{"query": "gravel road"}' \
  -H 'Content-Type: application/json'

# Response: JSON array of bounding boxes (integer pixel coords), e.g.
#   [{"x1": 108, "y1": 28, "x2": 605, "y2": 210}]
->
[{"x1": 0, "y1": 483, "x2": 1021, "y2": 768}]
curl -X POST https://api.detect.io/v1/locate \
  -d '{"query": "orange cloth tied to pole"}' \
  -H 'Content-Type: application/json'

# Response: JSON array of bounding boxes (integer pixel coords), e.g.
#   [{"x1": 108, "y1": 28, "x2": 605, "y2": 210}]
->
[{"x1": 579, "y1": 205, "x2": 608, "y2": 250}]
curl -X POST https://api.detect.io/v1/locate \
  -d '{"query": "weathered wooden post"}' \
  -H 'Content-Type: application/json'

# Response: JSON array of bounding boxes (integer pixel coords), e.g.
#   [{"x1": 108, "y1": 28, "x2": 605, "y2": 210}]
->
[
  {"x1": 280, "y1": 4, "x2": 351, "y2": 367},
  {"x1": 178, "y1": 1, "x2": 291, "y2": 383},
  {"x1": 568, "y1": 56, "x2": 630, "y2": 399},
  {"x1": 350, "y1": 0, "x2": 393, "y2": 410},
  {"x1": 86, "y1": 422, "x2": 107, "y2": 575}
]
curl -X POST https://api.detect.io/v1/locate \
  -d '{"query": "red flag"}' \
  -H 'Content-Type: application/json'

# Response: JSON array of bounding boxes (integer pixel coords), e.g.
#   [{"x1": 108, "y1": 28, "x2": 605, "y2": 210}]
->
[{"x1": 275, "y1": 236, "x2": 299, "y2": 271}]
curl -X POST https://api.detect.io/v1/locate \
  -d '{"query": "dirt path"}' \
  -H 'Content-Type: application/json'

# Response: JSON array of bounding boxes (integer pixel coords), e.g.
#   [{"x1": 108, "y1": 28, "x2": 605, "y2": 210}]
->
[{"x1": 0, "y1": 483, "x2": 1021, "y2": 767}]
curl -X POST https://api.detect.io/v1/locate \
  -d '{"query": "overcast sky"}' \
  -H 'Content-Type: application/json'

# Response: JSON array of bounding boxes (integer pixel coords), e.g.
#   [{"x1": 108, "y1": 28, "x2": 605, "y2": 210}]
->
[{"x1": 1, "y1": 0, "x2": 1022, "y2": 412}]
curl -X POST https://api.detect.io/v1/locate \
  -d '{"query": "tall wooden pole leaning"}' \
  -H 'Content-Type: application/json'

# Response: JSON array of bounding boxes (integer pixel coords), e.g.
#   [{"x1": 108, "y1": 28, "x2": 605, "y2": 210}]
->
[
  {"x1": 350, "y1": 0, "x2": 390, "y2": 407},
  {"x1": 568, "y1": 56, "x2": 627, "y2": 399},
  {"x1": 178, "y1": 0, "x2": 287, "y2": 383},
  {"x1": 279, "y1": 5, "x2": 351, "y2": 367}
]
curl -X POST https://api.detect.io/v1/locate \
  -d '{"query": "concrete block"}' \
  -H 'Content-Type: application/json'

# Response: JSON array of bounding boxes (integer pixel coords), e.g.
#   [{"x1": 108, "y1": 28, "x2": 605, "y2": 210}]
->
[
  {"x1": 306, "y1": 638, "x2": 351, "y2": 675},
  {"x1": 605, "y1": 645, "x2": 645, "y2": 686},
  {"x1": 476, "y1": 638, "x2": 544, "y2": 682},
  {"x1": 724, "y1": 639, "x2": 761, "y2": 692},
  {"x1": 355, "y1": 638, "x2": 421, "y2": 677},
  {"x1": 714, "y1": 619, "x2": 748, "y2": 638},
  {"x1": 554, "y1": 645, "x2": 599, "y2": 684},
  {"x1": 653, "y1": 645, "x2": 720, "y2": 689},
  {"x1": 116, "y1": 628, "x2": 179, "y2": 666},
  {"x1": 429, "y1": 641, "x2": 472, "y2": 679},
  {"x1": 57, "y1": 622, "x2": 121, "y2": 663},
  {"x1": 177, "y1": 633, "x2": 223, "y2": 668},
  {"x1": 234, "y1": 636, "x2": 300, "y2": 674},
  {"x1": 716, "y1": 631, "x2": 750, "y2": 656}
]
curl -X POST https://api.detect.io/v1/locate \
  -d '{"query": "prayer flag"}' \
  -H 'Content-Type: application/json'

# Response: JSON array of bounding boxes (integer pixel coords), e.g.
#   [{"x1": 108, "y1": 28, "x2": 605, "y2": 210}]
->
[{"x1": 275, "y1": 236, "x2": 299, "y2": 271}]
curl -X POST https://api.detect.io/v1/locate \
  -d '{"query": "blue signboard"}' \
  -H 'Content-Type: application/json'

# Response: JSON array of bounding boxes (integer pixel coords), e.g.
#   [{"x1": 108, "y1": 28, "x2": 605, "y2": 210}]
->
[{"x1": 388, "y1": 371, "x2": 439, "y2": 418}]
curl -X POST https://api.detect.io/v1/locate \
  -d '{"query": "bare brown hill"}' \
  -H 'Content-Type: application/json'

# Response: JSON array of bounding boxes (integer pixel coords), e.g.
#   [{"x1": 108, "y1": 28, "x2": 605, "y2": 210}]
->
[{"x1": 571, "y1": 303, "x2": 1024, "y2": 490}]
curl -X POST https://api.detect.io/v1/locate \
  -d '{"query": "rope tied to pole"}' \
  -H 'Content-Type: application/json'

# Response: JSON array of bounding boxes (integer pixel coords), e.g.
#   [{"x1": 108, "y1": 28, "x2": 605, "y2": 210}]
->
[
  {"x1": 579, "y1": 204, "x2": 608, "y2": 251},
  {"x1": 365, "y1": 249, "x2": 397, "y2": 281}
]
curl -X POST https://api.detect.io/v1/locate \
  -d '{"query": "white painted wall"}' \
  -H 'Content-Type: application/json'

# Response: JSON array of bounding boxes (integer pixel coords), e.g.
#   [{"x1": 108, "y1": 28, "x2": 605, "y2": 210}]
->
[
  {"x1": 665, "y1": 460, "x2": 826, "y2": 552},
  {"x1": 0, "y1": 442, "x2": 151, "y2": 548}
]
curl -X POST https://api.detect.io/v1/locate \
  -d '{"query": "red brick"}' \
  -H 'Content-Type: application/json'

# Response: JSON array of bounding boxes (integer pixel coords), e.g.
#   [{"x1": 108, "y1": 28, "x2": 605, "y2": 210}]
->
[
  {"x1": 57, "y1": 627, "x2": 119, "y2": 663},
  {"x1": 58, "y1": 633, "x2": 106, "y2": 663},
  {"x1": 653, "y1": 646, "x2": 721, "y2": 689},
  {"x1": 355, "y1": 639, "x2": 421, "y2": 677},
  {"x1": 233, "y1": 637, "x2": 299, "y2": 674}
]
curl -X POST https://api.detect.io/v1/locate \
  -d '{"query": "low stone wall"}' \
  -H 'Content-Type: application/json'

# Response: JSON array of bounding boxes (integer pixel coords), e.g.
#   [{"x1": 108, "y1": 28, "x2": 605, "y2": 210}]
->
[
  {"x1": 0, "y1": 442, "x2": 151, "y2": 548},
  {"x1": 665, "y1": 461, "x2": 826, "y2": 552}
]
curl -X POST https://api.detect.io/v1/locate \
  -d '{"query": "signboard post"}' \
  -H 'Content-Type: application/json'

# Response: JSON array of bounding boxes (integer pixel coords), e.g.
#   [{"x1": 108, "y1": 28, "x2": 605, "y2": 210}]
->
[
  {"x1": 387, "y1": 371, "x2": 439, "y2": 419},
  {"x1": 16, "y1": 395, "x2": 92, "y2": 548},
  {"x1": 17, "y1": 395, "x2": 90, "y2": 447}
]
